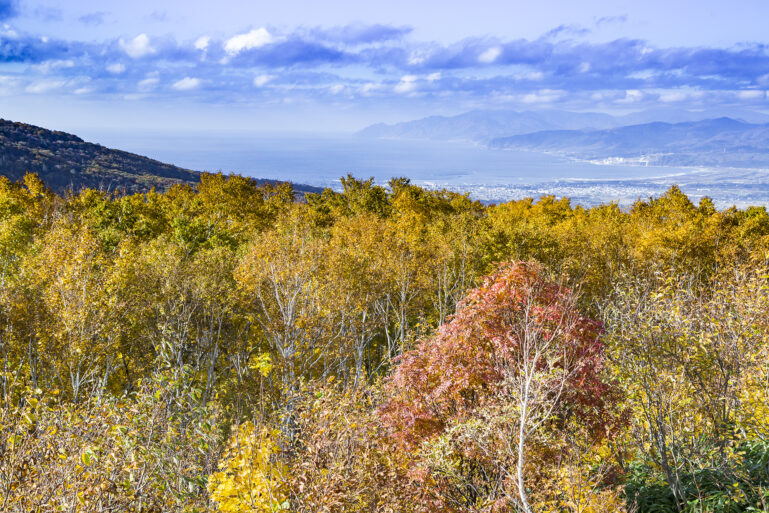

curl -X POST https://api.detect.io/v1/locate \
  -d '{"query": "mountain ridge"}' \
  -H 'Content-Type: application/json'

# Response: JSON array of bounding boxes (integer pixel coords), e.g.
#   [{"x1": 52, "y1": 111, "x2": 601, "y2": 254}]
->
[
  {"x1": 488, "y1": 117, "x2": 769, "y2": 167},
  {"x1": 0, "y1": 119, "x2": 322, "y2": 195},
  {"x1": 357, "y1": 109, "x2": 618, "y2": 142},
  {"x1": 358, "y1": 108, "x2": 769, "y2": 144}
]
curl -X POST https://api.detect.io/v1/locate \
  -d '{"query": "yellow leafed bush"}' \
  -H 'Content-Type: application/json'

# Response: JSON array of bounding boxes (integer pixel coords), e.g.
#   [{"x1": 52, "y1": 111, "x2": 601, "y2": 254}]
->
[{"x1": 209, "y1": 422, "x2": 290, "y2": 512}]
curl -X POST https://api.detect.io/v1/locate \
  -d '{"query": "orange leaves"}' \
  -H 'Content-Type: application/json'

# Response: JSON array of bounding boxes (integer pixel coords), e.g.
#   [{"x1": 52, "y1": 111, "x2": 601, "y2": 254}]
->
[
  {"x1": 377, "y1": 261, "x2": 621, "y2": 511},
  {"x1": 381, "y1": 261, "x2": 612, "y2": 448}
]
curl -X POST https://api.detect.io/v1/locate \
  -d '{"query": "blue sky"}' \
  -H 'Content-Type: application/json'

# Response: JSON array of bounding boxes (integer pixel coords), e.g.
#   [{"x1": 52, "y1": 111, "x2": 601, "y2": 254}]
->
[{"x1": 2, "y1": 0, "x2": 769, "y2": 133}]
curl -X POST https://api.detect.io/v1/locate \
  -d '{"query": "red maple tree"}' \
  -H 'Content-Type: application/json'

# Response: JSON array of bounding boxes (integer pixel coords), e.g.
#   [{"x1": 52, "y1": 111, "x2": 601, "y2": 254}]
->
[{"x1": 380, "y1": 261, "x2": 622, "y2": 512}]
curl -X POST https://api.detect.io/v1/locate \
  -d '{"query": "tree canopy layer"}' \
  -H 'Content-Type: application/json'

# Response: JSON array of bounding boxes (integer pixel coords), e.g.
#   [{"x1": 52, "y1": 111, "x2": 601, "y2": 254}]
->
[{"x1": 1, "y1": 172, "x2": 769, "y2": 512}]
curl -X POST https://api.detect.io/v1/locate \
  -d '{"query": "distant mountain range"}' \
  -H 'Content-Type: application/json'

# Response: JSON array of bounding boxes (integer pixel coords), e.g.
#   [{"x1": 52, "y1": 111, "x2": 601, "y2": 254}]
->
[
  {"x1": 359, "y1": 109, "x2": 769, "y2": 169},
  {"x1": 357, "y1": 108, "x2": 769, "y2": 143},
  {"x1": 0, "y1": 119, "x2": 321, "y2": 195},
  {"x1": 489, "y1": 118, "x2": 769, "y2": 168},
  {"x1": 358, "y1": 109, "x2": 617, "y2": 141}
]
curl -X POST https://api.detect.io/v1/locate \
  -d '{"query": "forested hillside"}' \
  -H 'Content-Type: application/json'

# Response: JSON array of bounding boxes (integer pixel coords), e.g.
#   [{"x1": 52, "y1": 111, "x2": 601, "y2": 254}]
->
[
  {"x1": 0, "y1": 119, "x2": 203, "y2": 193},
  {"x1": 2, "y1": 171, "x2": 769, "y2": 512},
  {"x1": 0, "y1": 119, "x2": 322, "y2": 196}
]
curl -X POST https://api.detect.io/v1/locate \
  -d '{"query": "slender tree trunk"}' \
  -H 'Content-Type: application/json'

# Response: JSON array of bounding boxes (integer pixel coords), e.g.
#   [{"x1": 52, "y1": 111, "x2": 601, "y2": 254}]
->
[{"x1": 516, "y1": 376, "x2": 533, "y2": 513}]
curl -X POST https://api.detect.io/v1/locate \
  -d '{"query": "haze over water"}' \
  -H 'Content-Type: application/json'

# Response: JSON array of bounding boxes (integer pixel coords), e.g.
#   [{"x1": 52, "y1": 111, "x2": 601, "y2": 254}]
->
[{"x1": 88, "y1": 130, "x2": 698, "y2": 192}]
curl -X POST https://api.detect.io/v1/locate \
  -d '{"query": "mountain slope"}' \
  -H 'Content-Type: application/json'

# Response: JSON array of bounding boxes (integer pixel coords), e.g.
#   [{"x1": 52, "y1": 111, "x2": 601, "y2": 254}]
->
[
  {"x1": 358, "y1": 109, "x2": 617, "y2": 142},
  {"x1": 616, "y1": 107, "x2": 769, "y2": 126},
  {"x1": 489, "y1": 118, "x2": 769, "y2": 167},
  {"x1": 0, "y1": 119, "x2": 322, "y2": 195}
]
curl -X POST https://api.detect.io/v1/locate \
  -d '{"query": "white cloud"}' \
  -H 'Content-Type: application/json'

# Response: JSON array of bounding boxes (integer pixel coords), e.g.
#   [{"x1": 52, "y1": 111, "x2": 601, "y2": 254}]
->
[
  {"x1": 120, "y1": 34, "x2": 155, "y2": 58},
  {"x1": 427, "y1": 72, "x2": 441, "y2": 82},
  {"x1": 656, "y1": 89, "x2": 704, "y2": 103},
  {"x1": 359, "y1": 82, "x2": 382, "y2": 95},
  {"x1": 520, "y1": 89, "x2": 565, "y2": 104},
  {"x1": 34, "y1": 60, "x2": 74, "y2": 73},
  {"x1": 618, "y1": 89, "x2": 644, "y2": 103},
  {"x1": 225, "y1": 28, "x2": 274, "y2": 55},
  {"x1": 522, "y1": 71, "x2": 544, "y2": 81},
  {"x1": 107, "y1": 63, "x2": 126, "y2": 74},
  {"x1": 253, "y1": 74, "x2": 274, "y2": 87},
  {"x1": 0, "y1": 75, "x2": 21, "y2": 95},
  {"x1": 172, "y1": 77, "x2": 201, "y2": 91},
  {"x1": 0, "y1": 25, "x2": 17, "y2": 38},
  {"x1": 408, "y1": 50, "x2": 429, "y2": 65},
  {"x1": 137, "y1": 77, "x2": 159, "y2": 92},
  {"x1": 74, "y1": 87, "x2": 92, "y2": 95},
  {"x1": 627, "y1": 70, "x2": 656, "y2": 80},
  {"x1": 26, "y1": 80, "x2": 66, "y2": 94},
  {"x1": 578, "y1": 62, "x2": 591, "y2": 73},
  {"x1": 194, "y1": 36, "x2": 210, "y2": 51},
  {"x1": 659, "y1": 91, "x2": 688, "y2": 102},
  {"x1": 329, "y1": 84, "x2": 345, "y2": 94},
  {"x1": 478, "y1": 46, "x2": 501, "y2": 64},
  {"x1": 737, "y1": 90, "x2": 765, "y2": 100},
  {"x1": 394, "y1": 75, "x2": 418, "y2": 93},
  {"x1": 590, "y1": 91, "x2": 619, "y2": 101}
]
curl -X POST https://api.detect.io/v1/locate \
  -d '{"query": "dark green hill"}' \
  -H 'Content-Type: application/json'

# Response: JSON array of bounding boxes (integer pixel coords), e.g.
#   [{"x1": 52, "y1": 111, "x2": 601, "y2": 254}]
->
[{"x1": 0, "y1": 119, "x2": 322, "y2": 195}]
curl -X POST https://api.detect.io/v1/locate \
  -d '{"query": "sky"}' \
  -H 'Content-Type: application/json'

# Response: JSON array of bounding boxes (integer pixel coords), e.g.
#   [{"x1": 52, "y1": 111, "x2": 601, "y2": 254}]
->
[{"x1": 1, "y1": 0, "x2": 769, "y2": 134}]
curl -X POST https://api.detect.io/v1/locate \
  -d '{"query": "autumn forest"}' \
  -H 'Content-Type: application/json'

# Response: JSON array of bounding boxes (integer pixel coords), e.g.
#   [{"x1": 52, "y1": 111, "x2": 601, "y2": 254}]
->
[{"x1": 2, "y1": 172, "x2": 769, "y2": 512}]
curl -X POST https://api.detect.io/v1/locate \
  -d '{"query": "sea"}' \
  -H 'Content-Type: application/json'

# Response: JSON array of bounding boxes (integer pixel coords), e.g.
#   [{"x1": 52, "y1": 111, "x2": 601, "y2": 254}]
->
[{"x1": 85, "y1": 130, "x2": 769, "y2": 208}]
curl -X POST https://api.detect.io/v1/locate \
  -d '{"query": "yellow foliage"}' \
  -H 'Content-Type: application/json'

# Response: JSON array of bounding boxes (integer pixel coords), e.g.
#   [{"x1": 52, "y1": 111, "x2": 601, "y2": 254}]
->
[
  {"x1": 250, "y1": 353, "x2": 274, "y2": 377},
  {"x1": 535, "y1": 462, "x2": 626, "y2": 513},
  {"x1": 209, "y1": 422, "x2": 290, "y2": 512}
]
